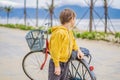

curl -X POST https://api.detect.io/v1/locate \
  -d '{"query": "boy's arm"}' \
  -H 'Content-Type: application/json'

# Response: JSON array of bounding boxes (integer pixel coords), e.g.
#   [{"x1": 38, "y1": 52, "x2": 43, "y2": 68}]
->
[
  {"x1": 72, "y1": 36, "x2": 79, "y2": 51},
  {"x1": 72, "y1": 32, "x2": 84, "y2": 59},
  {"x1": 49, "y1": 32, "x2": 63, "y2": 67}
]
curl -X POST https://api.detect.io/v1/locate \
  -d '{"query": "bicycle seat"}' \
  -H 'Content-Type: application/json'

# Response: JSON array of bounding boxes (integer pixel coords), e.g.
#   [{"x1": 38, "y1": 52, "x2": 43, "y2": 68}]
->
[
  {"x1": 70, "y1": 47, "x2": 90, "y2": 60},
  {"x1": 80, "y1": 47, "x2": 90, "y2": 57}
]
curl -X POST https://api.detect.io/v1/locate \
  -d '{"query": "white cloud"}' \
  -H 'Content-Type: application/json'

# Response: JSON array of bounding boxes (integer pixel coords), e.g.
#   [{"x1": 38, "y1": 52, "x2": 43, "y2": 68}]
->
[
  {"x1": 0, "y1": 0, "x2": 120, "y2": 9},
  {"x1": 94, "y1": 0, "x2": 104, "y2": 7},
  {"x1": 0, "y1": 0, "x2": 22, "y2": 7},
  {"x1": 58, "y1": 0, "x2": 88, "y2": 7},
  {"x1": 110, "y1": 0, "x2": 120, "y2": 9}
]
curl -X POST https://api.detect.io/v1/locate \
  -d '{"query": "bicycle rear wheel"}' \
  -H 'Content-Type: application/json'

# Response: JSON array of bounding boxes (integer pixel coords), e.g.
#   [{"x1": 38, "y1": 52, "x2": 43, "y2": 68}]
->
[
  {"x1": 68, "y1": 59, "x2": 96, "y2": 80},
  {"x1": 22, "y1": 51, "x2": 50, "y2": 80}
]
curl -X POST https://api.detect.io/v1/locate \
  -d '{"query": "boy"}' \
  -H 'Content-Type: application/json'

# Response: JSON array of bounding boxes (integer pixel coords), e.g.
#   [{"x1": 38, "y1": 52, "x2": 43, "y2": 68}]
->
[{"x1": 48, "y1": 8, "x2": 84, "y2": 80}]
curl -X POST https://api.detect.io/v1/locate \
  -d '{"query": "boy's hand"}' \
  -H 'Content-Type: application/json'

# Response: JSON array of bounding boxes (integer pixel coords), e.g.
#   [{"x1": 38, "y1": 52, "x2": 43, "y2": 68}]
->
[
  {"x1": 54, "y1": 66, "x2": 61, "y2": 76},
  {"x1": 77, "y1": 49, "x2": 84, "y2": 59}
]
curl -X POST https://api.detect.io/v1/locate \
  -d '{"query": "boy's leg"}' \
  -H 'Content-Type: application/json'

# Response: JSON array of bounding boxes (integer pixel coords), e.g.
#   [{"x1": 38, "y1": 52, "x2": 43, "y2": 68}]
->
[
  {"x1": 60, "y1": 62, "x2": 69, "y2": 80},
  {"x1": 48, "y1": 59, "x2": 69, "y2": 80},
  {"x1": 48, "y1": 59, "x2": 61, "y2": 80},
  {"x1": 48, "y1": 50, "x2": 79, "y2": 80}
]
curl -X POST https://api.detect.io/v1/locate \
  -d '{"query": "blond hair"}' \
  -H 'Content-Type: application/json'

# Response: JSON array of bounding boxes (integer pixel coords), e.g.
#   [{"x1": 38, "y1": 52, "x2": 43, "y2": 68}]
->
[{"x1": 59, "y1": 8, "x2": 76, "y2": 25}]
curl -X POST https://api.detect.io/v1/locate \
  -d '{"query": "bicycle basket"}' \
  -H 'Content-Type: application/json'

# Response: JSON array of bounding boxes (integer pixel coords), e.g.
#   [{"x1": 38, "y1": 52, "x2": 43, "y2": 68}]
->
[{"x1": 25, "y1": 30, "x2": 45, "y2": 51}]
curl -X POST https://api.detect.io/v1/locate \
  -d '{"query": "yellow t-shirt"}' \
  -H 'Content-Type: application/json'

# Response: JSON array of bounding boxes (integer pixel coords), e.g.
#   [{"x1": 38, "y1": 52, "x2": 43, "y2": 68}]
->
[{"x1": 49, "y1": 26, "x2": 78, "y2": 67}]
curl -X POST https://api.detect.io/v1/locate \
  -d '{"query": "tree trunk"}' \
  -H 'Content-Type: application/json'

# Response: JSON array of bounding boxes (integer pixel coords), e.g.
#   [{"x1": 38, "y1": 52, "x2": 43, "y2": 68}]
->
[
  {"x1": 50, "y1": 0, "x2": 54, "y2": 27},
  {"x1": 104, "y1": 0, "x2": 108, "y2": 33},
  {"x1": 50, "y1": 13, "x2": 53, "y2": 27},
  {"x1": 24, "y1": 0, "x2": 27, "y2": 26},
  {"x1": 36, "y1": 0, "x2": 39, "y2": 27},
  {"x1": 7, "y1": 12, "x2": 9, "y2": 24},
  {"x1": 89, "y1": 0, "x2": 93, "y2": 32}
]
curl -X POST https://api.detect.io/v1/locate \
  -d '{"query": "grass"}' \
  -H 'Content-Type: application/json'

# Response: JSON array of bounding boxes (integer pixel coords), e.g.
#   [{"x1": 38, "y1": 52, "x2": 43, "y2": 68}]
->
[
  {"x1": 115, "y1": 32, "x2": 120, "y2": 38},
  {"x1": 73, "y1": 30, "x2": 120, "y2": 43},
  {"x1": 114, "y1": 32, "x2": 120, "y2": 43},
  {"x1": 0, "y1": 24, "x2": 35, "y2": 30}
]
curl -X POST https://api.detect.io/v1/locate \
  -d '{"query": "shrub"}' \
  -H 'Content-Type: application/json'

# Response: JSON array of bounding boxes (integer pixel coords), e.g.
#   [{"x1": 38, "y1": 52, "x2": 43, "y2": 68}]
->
[
  {"x1": 72, "y1": 30, "x2": 78, "y2": 37},
  {"x1": 115, "y1": 32, "x2": 120, "y2": 38},
  {"x1": 80, "y1": 32, "x2": 89, "y2": 39},
  {"x1": 96, "y1": 32, "x2": 106, "y2": 40},
  {"x1": 0, "y1": 24, "x2": 4, "y2": 26},
  {"x1": 15, "y1": 24, "x2": 35, "y2": 30},
  {"x1": 76, "y1": 32, "x2": 81, "y2": 38},
  {"x1": 38, "y1": 26, "x2": 45, "y2": 30},
  {"x1": 87, "y1": 32, "x2": 96, "y2": 40},
  {"x1": 48, "y1": 28, "x2": 52, "y2": 34},
  {"x1": 74, "y1": 31, "x2": 108, "y2": 40},
  {"x1": 5, "y1": 24, "x2": 16, "y2": 28},
  {"x1": 0, "y1": 24, "x2": 36, "y2": 30},
  {"x1": 115, "y1": 32, "x2": 120, "y2": 43}
]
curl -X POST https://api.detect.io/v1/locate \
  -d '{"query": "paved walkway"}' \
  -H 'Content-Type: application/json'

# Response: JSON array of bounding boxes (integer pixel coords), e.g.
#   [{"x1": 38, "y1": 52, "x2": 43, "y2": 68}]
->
[{"x1": 0, "y1": 27, "x2": 120, "y2": 80}]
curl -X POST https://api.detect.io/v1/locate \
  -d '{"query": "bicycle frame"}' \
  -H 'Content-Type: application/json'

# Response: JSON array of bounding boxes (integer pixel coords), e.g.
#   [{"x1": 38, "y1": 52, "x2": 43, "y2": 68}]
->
[
  {"x1": 23, "y1": 24, "x2": 96, "y2": 80},
  {"x1": 40, "y1": 23, "x2": 50, "y2": 70}
]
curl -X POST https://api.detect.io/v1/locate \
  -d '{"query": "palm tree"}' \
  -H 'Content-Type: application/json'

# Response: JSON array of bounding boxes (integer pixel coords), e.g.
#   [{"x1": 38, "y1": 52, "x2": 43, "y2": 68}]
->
[
  {"x1": 4, "y1": 6, "x2": 13, "y2": 24},
  {"x1": 43, "y1": 0, "x2": 55, "y2": 27},
  {"x1": 104, "y1": 0, "x2": 108, "y2": 33},
  {"x1": 89, "y1": 0, "x2": 93, "y2": 32},
  {"x1": 49, "y1": 0, "x2": 54, "y2": 27},
  {"x1": 36, "y1": 0, "x2": 39, "y2": 27}
]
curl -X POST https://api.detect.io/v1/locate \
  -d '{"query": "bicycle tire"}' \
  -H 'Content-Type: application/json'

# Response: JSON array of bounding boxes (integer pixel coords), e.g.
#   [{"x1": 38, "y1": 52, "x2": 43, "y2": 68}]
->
[{"x1": 22, "y1": 51, "x2": 50, "y2": 80}]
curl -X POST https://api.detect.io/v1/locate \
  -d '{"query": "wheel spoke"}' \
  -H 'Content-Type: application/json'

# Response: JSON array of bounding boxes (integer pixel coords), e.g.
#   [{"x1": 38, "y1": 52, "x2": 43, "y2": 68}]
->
[
  {"x1": 68, "y1": 60, "x2": 95, "y2": 80},
  {"x1": 22, "y1": 52, "x2": 49, "y2": 80}
]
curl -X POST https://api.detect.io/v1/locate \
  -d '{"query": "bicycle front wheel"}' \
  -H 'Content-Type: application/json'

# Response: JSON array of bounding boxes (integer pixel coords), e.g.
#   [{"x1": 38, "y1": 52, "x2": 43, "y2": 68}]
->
[{"x1": 22, "y1": 51, "x2": 50, "y2": 80}]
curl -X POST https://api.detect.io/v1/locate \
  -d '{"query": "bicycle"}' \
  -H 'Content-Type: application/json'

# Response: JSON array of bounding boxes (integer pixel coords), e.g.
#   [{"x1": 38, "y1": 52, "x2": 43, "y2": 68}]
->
[{"x1": 22, "y1": 24, "x2": 96, "y2": 80}]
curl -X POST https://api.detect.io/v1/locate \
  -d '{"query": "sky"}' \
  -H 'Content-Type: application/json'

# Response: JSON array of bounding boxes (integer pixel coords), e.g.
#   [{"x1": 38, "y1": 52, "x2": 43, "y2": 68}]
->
[{"x1": 0, "y1": 0, "x2": 120, "y2": 9}]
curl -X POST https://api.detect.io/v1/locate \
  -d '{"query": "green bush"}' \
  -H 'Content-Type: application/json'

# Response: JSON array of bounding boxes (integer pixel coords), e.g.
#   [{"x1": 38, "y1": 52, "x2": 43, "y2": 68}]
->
[
  {"x1": 0, "y1": 24, "x2": 35, "y2": 30},
  {"x1": 76, "y1": 32, "x2": 81, "y2": 38},
  {"x1": 115, "y1": 32, "x2": 120, "y2": 43},
  {"x1": 1, "y1": 23, "x2": 119, "y2": 43},
  {"x1": 96, "y1": 32, "x2": 107, "y2": 40},
  {"x1": 115, "y1": 32, "x2": 120, "y2": 38},
  {"x1": 5, "y1": 24, "x2": 16, "y2": 28},
  {"x1": 17, "y1": 24, "x2": 26, "y2": 30},
  {"x1": 38, "y1": 26, "x2": 45, "y2": 30},
  {"x1": 72, "y1": 30, "x2": 78, "y2": 37},
  {"x1": 16, "y1": 24, "x2": 35, "y2": 30},
  {"x1": 73, "y1": 31, "x2": 108, "y2": 40},
  {"x1": 80, "y1": 32, "x2": 89, "y2": 39},
  {"x1": 48, "y1": 28, "x2": 52, "y2": 34},
  {"x1": 87, "y1": 32, "x2": 96, "y2": 40},
  {"x1": 0, "y1": 24, "x2": 4, "y2": 26}
]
